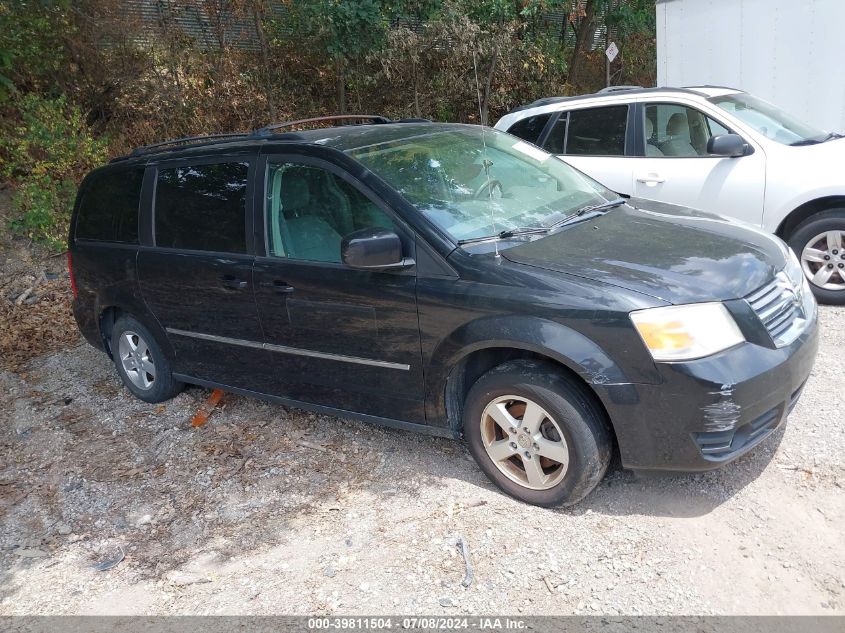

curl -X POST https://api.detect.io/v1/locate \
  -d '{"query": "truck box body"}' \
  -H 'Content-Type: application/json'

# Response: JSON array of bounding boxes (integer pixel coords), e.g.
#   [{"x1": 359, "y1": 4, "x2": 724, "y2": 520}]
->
[{"x1": 656, "y1": 0, "x2": 845, "y2": 133}]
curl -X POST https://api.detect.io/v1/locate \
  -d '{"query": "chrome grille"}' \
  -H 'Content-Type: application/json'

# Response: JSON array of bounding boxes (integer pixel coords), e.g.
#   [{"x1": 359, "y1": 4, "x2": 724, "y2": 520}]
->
[{"x1": 745, "y1": 272, "x2": 806, "y2": 346}]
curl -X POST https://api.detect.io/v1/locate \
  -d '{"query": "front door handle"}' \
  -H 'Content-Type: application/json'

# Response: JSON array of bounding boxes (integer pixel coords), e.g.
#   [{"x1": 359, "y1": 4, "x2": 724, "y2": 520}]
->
[
  {"x1": 261, "y1": 279, "x2": 295, "y2": 294},
  {"x1": 636, "y1": 173, "x2": 666, "y2": 186},
  {"x1": 219, "y1": 274, "x2": 248, "y2": 290}
]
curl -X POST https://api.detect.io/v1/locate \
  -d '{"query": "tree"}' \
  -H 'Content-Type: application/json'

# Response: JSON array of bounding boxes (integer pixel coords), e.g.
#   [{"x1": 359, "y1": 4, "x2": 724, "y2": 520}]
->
[
  {"x1": 291, "y1": 0, "x2": 390, "y2": 113},
  {"x1": 567, "y1": 0, "x2": 599, "y2": 90}
]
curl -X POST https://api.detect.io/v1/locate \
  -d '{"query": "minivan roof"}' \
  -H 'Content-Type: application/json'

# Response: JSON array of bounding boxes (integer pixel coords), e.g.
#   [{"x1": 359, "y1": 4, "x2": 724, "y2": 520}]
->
[{"x1": 109, "y1": 119, "x2": 464, "y2": 165}]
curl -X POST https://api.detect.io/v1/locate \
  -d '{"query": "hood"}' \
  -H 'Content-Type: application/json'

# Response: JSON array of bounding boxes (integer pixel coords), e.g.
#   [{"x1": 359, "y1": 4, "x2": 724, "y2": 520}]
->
[{"x1": 502, "y1": 200, "x2": 788, "y2": 304}]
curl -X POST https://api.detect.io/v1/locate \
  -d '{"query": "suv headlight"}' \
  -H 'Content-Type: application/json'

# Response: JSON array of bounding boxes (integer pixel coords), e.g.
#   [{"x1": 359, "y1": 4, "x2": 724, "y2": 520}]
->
[{"x1": 630, "y1": 302, "x2": 745, "y2": 361}]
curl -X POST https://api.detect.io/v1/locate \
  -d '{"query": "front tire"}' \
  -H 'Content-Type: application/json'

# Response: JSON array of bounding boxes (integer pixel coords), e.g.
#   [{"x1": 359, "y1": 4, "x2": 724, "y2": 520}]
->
[
  {"x1": 111, "y1": 315, "x2": 184, "y2": 403},
  {"x1": 787, "y1": 210, "x2": 845, "y2": 305},
  {"x1": 463, "y1": 360, "x2": 612, "y2": 507}
]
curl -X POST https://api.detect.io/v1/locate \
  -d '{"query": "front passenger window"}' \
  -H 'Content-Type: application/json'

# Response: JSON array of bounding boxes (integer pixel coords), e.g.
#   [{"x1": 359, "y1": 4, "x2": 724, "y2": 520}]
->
[
  {"x1": 645, "y1": 104, "x2": 732, "y2": 157},
  {"x1": 266, "y1": 163, "x2": 395, "y2": 263}
]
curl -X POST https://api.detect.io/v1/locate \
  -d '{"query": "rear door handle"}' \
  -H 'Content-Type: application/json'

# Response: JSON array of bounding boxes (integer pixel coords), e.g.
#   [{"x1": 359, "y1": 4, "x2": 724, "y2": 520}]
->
[
  {"x1": 636, "y1": 173, "x2": 666, "y2": 185},
  {"x1": 261, "y1": 279, "x2": 295, "y2": 294},
  {"x1": 219, "y1": 274, "x2": 248, "y2": 289}
]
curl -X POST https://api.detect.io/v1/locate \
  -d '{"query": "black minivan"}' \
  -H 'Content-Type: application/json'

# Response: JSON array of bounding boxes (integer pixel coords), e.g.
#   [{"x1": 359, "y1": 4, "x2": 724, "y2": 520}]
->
[{"x1": 69, "y1": 118, "x2": 818, "y2": 506}]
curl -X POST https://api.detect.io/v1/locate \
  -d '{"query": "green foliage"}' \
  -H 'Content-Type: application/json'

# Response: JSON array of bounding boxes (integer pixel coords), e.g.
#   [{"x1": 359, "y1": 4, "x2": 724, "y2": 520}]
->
[
  {"x1": 607, "y1": 0, "x2": 656, "y2": 36},
  {"x1": 0, "y1": 0, "x2": 73, "y2": 96},
  {"x1": 455, "y1": 0, "x2": 522, "y2": 24},
  {"x1": 294, "y1": 0, "x2": 390, "y2": 62},
  {"x1": 1, "y1": 94, "x2": 108, "y2": 249}
]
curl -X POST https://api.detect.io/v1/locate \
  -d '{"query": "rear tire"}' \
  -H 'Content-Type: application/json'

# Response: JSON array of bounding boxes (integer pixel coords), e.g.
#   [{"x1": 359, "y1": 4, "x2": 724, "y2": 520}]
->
[
  {"x1": 111, "y1": 315, "x2": 184, "y2": 403},
  {"x1": 463, "y1": 360, "x2": 612, "y2": 507},
  {"x1": 787, "y1": 210, "x2": 845, "y2": 305}
]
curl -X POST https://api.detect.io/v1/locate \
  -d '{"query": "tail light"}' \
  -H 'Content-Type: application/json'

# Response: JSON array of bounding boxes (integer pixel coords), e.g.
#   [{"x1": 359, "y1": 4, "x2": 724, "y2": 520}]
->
[{"x1": 67, "y1": 251, "x2": 78, "y2": 299}]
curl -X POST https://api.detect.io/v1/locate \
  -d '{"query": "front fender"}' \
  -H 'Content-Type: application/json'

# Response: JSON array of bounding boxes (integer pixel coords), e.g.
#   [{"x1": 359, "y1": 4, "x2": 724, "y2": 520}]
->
[{"x1": 423, "y1": 314, "x2": 656, "y2": 429}]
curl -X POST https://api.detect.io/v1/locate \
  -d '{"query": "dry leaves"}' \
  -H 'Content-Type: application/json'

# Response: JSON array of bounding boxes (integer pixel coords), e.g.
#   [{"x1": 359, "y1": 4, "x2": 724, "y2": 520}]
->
[{"x1": 0, "y1": 276, "x2": 80, "y2": 372}]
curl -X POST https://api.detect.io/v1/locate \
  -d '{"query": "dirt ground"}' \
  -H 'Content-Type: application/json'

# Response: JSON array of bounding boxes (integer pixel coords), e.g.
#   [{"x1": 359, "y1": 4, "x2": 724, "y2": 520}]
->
[{"x1": 1, "y1": 307, "x2": 843, "y2": 615}]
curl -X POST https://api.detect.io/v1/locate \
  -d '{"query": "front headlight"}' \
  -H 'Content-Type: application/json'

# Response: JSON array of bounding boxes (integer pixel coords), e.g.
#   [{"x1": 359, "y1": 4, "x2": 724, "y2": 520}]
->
[
  {"x1": 785, "y1": 247, "x2": 803, "y2": 288},
  {"x1": 630, "y1": 302, "x2": 745, "y2": 361}
]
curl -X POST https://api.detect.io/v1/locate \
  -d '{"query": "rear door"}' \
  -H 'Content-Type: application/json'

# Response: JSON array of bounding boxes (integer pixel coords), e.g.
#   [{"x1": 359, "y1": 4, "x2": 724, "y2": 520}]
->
[
  {"x1": 540, "y1": 104, "x2": 636, "y2": 195},
  {"x1": 138, "y1": 153, "x2": 268, "y2": 388},
  {"x1": 630, "y1": 102, "x2": 766, "y2": 224},
  {"x1": 252, "y1": 153, "x2": 426, "y2": 423}
]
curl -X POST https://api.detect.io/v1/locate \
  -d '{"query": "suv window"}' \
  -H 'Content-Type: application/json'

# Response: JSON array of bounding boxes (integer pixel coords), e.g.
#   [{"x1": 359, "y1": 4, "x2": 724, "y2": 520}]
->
[
  {"x1": 506, "y1": 113, "x2": 552, "y2": 145},
  {"x1": 154, "y1": 162, "x2": 248, "y2": 253},
  {"x1": 266, "y1": 162, "x2": 394, "y2": 263},
  {"x1": 645, "y1": 103, "x2": 731, "y2": 157},
  {"x1": 543, "y1": 113, "x2": 568, "y2": 154},
  {"x1": 75, "y1": 168, "x2": 144, "y2": 243},
  {"x1": 561, "y1": 106, "x2": 628, "y2": 156}
]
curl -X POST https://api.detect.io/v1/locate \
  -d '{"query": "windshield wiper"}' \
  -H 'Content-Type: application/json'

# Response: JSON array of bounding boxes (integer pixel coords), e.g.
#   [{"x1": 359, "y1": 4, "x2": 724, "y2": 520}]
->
[
  {"x1": 790, "y1": 132, "x2": 842, "y2": 146},
  {"x1": 457, "y1": 227, "x2": 548, "y2": 246},
  {"x1": 456, "y1": 198, "x2": 626, "y2": 246},
  {"x1": 544, "y1": 197, "x2": 627, "y2": 232}
]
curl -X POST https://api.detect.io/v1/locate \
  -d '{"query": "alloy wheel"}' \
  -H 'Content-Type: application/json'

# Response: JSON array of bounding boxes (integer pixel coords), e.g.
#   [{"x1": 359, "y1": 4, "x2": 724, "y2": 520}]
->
[
  {"x1": 480, "y1": 395, "x2": 569, "y2": 490},
  {"x1": 118, "y1": 330, "x2": 156, "y2": 390},
  {"x1": 801, "y1": 230, "x2": 845, "y2": 290}
]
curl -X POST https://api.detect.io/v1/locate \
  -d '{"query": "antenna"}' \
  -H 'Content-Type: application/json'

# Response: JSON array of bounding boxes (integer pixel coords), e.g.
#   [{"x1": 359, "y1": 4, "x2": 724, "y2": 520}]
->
[{"x1": 473, "y1": 51, "x2": 500, "y2": 258}]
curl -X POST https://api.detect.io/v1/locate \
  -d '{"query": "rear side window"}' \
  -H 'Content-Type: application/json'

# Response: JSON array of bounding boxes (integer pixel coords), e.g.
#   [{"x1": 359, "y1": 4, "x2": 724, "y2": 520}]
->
[
  {"x1": 154, "y1": 162, "x2": 248, "y2": 253},
  {"x1": 558, "y1": 106, "x2": 629, "y2": 156},
  {"x1": 543, "y1": 114, "x2": 568, "y2": 154},
  {"x1": 506, "y1": 113, "x2": 552, "y2": 145},
  {"x1": 75, "y1": 168, "x2": 144, "y2": 243}
]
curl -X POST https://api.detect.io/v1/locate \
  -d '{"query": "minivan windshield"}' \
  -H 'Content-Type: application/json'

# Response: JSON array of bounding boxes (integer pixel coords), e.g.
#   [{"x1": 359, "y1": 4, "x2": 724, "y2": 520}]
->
[
  {"x1": 347, "y1": 126, "x2": 615, "y2": 243},
  {"x1": 710, "y1": 93, "x2": 831, "y2": 146}
]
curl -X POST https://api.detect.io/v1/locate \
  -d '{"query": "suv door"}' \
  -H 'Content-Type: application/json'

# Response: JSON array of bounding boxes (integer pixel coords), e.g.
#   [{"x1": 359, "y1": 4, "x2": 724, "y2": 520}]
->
[
  {"x1": 631, "y1": 102, "x2": 766, "y2": 224},
  {"x1": 539, "y1": 104, "x2": 636, "y2": 195},
  {"x1": 138, "y1": 154, "x2": 267, "y2": 388},
  {"x1": 253, "y1": 153, "x2": 426, "y2": 423}
]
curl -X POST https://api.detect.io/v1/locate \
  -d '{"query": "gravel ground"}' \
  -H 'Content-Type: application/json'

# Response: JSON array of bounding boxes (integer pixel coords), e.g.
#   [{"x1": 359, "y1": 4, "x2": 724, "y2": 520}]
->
[{"x1": 0, "y1": 306, "x2": 842, "y2": 616}]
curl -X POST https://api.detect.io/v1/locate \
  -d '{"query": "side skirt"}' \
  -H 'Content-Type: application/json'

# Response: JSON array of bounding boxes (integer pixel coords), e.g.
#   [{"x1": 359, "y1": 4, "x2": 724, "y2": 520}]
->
[{"x1": 172, "y1": 373, "x2": 458, "y2": 440}]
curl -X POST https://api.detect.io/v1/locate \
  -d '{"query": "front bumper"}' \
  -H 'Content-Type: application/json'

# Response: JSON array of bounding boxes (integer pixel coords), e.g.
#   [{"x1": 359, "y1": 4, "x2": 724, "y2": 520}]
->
[{"x1": 597, "y1": 312, "x2": 819, "y2": 471}]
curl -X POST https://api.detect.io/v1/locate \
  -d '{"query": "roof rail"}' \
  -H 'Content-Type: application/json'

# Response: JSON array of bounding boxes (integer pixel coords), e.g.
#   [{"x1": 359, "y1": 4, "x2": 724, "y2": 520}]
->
[
  {"x1": 596, "y1": 85, "x2": 643, "y2": 94},
  {"x1": 255, "y1": 114, "x2": 393, "y2": 136},
  {"x1": 683, "y1": 84, "x2": 742, "y2": 92},
  {"x1": 117, "y1": 114, "x2": 414, "y2": 162},
  {"x1": 129, "y1": 132, "x2": 253, "y2": 157}
]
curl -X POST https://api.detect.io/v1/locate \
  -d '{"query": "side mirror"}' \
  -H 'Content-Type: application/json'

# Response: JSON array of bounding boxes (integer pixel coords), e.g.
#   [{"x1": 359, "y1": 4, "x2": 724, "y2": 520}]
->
[
  {"x1": 707, "y1": 133, "x2": 748, "y2": 157},
  {"x1": 341, "y1": 227, "x2": 413, "y2": 270}
]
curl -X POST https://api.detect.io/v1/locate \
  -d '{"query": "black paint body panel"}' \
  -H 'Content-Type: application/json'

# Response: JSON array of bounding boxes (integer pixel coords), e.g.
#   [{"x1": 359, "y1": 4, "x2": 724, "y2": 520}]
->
[{"x1": 136, "y1": 249, "x2": 267, "y2": 389}]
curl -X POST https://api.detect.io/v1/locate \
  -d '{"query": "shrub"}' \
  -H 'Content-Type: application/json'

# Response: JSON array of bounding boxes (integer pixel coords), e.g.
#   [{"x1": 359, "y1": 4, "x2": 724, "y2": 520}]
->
[{"x1": 1, "y1": 94, "x2": 108, "y2": 250}]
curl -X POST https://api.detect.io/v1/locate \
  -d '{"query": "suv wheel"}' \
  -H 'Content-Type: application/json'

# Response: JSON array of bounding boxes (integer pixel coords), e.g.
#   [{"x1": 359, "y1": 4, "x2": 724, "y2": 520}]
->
[
  {"x1": 788, "y1": 209, "x2": 845, "y2": 305},
  {"x1": 111, "y1": 315, "x2": 184, "y2": 403},
  {"x1": 463, "y1": 360, "x2": 611, "y2": 507}
]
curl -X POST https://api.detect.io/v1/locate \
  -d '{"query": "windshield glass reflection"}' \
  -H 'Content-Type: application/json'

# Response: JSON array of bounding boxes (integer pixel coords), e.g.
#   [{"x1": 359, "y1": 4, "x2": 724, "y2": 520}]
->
[{"x1": 347, "y1": 127, "x2": 614, "y2": 242}]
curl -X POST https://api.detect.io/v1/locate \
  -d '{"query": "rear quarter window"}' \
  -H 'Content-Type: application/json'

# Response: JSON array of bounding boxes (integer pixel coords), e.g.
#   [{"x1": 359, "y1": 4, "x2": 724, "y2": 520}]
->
[
  {"x1": 75, "y1": 168, "x2": 144, "y2": 243},
  {"x1": 506, "y1": 113, "x2": 553, "y2": 145},
  {"x1": 154, "y1": 162, "x2": 249, "y2": 253}
]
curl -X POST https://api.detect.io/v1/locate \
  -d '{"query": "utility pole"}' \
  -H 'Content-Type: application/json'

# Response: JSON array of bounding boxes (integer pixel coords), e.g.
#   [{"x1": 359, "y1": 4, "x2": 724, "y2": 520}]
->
[{"x1": 605, "y1": 18, "x2": 610, "y2": 87}]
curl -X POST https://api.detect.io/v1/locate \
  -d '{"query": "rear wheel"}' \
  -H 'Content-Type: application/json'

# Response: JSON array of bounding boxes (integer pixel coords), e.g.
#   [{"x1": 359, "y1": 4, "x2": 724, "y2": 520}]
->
[
  {"x1": 788, "y1": 210, "x2": 845, "y2": 305},
  {"x1": 111, "y1": 315, "x2": 183, "y2": 403},
  {"x1": 463, "y1": 360, "x2": 612, "y2": 507}
]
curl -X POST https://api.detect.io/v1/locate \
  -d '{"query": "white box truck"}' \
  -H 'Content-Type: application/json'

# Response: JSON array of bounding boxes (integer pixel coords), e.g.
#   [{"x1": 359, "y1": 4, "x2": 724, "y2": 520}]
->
[{"x1": 656, "y1": 0, "x2": 845, "y2": 133}]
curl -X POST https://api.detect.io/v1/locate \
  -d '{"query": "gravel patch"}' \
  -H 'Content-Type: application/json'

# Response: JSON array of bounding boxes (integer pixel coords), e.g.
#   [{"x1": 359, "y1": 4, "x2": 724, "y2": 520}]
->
[{"x1": 1, "y1": 306, "x2": 843, "y2": 615}]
